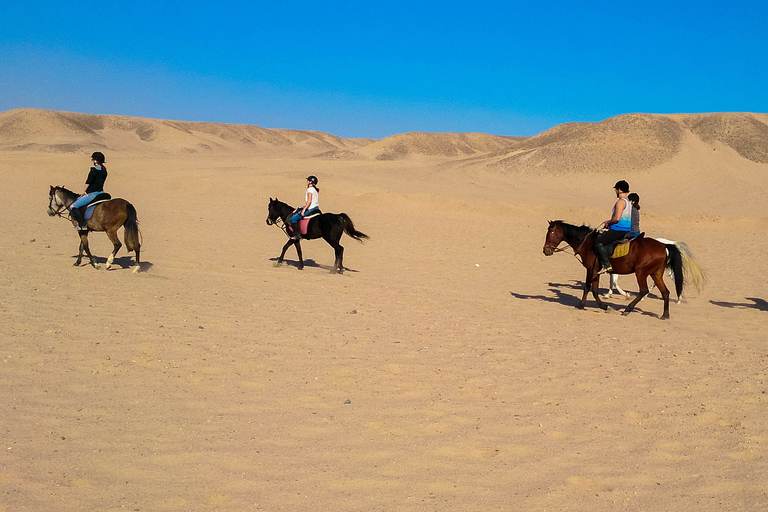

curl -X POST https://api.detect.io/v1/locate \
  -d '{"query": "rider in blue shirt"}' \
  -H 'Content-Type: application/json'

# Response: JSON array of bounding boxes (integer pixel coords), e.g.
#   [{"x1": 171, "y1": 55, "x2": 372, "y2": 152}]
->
[{"x1": 595, "y1": 180, "x2": 631, "y2": 274}]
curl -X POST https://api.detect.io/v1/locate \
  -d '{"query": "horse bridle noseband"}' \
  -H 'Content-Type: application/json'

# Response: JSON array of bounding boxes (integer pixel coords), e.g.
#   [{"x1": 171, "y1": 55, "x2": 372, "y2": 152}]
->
[{"x1": 48, "y1": 192, "x2": 70, "y2": 219}]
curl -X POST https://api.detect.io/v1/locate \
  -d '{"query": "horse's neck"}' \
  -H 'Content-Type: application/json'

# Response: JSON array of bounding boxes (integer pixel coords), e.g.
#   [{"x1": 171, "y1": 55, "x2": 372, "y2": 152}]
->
[
  {"x1": 279, "y1": 204, "x2": 294, "y2": 221},
  {"x1": 57, "y1": 190, "x2": 77, "y2": 206},
  {"x1": 564, "y1": 228, "x2": 594, "y2": 254}
]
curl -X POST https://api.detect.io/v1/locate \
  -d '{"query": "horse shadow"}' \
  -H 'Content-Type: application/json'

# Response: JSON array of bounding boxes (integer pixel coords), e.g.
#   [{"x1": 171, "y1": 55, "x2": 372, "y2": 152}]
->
[
  {"x1": 709, "y1": 298, "x2": 768, "y2": 312},
  {"x1": 512, "y1": 281, "x2": 661, "y2": 317},
  {"x1": 70, "y1": 254, "x2": 151, "y2": 271},
  {"x1": 269, "y1": 257, "x2": 360, "y2": 273}
]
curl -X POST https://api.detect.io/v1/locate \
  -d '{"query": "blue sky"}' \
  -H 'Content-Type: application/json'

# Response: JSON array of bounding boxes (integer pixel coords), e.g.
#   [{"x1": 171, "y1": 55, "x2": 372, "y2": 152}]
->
[{"x1": 1, "y1": 1, "x2": 766, "y2": 138}]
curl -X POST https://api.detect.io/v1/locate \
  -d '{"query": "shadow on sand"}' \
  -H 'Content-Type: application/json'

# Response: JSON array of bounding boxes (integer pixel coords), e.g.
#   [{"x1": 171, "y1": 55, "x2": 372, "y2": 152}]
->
[
  {"x1": 511, "y1": 281, "x2": 661, "y2": 318},
  {"x1": 71, "y1": 254, "x2": 148, "y2": 271},
  {"x1": 709, "y1": 297, "x2": 768, "y2": 312},
  {"x1": 269, "y1": 257, "x2": 359, "y2": 273}
]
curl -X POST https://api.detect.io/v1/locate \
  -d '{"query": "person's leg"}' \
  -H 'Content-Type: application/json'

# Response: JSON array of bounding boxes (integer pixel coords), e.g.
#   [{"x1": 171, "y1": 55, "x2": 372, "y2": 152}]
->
[
  {"x1": 595, "y1": 230, "x2": 625, "y2": 273},
  {"x1": 289, "y1": 212, "x2": 303, "y2": 239}
]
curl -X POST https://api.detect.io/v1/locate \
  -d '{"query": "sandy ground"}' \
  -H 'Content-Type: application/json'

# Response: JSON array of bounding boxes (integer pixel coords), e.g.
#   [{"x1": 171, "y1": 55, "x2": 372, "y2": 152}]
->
[{"x1": 1, "y1": 116, "x2": 768, "y2": 511}]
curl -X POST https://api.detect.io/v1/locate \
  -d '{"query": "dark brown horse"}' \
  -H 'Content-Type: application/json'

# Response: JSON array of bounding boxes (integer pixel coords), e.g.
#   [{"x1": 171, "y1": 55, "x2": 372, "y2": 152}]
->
[
  {"x1": 543, "y1": 220, "x2": 703, "y2": 319},
  {"x1": 266, "y1": 198, "x2": 368, "y2": 274},
  {"x1": 48, "y1": 186, "x2": 141, "y2": 272}
]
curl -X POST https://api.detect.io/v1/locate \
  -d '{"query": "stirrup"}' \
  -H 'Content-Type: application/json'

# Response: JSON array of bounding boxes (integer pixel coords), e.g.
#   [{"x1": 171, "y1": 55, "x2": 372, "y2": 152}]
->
[{"x1": 597, "y1": 266, "x2": 613, "y2": 275}]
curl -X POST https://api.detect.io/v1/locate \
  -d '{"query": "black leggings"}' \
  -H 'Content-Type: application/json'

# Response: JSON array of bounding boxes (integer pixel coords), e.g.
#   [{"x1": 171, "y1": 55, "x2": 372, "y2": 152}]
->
[{"x1": 595, "y1": 229, "x2": 629, "y2": 266}]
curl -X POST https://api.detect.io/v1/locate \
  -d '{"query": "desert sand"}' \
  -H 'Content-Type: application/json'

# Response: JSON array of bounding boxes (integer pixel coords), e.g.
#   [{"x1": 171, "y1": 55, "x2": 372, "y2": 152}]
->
[{"x1": 1, "y1": 108, "x2": 767, "y2": 511}]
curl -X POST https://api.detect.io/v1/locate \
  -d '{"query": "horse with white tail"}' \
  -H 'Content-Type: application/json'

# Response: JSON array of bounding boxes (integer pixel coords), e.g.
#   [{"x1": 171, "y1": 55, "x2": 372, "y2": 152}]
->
[{"x1": 605, "y1": 239, "x2": 705, "y2": 303}]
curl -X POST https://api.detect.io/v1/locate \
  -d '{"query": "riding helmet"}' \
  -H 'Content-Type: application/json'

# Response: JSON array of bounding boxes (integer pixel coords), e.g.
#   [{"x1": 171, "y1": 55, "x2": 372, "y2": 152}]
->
[
  {"x1": 91, "y1": 151, "x2": 106, "y2": 164},
  {"x1": 306, "y1": 175, "x2": 318, "y2": 186},
  {"x1": 613, "y1": 180, "x2": 629, "y2": 193}
]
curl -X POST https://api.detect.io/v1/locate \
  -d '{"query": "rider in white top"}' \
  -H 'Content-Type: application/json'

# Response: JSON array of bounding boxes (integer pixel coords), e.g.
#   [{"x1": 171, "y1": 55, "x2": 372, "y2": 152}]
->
[{"x1": 289, "y1": 175, "x2": 320, "y2": 240}]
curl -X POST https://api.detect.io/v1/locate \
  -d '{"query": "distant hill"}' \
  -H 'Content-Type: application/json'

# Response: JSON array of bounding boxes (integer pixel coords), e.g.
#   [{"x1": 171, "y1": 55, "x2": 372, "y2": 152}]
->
[
  {"x1": 1, "y1": 108, "x2": 766, "y2": 173},
  {"x1": 0, "y1": 108, "x2": 372, "y2": 156}
]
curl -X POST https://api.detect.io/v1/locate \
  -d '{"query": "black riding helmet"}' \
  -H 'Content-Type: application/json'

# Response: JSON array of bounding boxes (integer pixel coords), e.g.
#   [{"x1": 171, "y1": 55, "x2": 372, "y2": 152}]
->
[
  {"x1": 91, "y1": 151, "x2": 106, "y2": 164},
  {"x1": 306, "y1": 175, "x2": 318, "y2": 186}
]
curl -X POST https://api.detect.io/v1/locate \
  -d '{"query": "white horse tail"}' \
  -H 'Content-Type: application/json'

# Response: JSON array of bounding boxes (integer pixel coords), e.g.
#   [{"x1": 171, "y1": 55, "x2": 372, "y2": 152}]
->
[{"x1": 673, "y1": 241, "x2": 706, "y2": 293}]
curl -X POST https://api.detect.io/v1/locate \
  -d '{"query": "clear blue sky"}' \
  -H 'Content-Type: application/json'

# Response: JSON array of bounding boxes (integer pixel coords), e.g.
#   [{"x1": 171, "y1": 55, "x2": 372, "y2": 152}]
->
[{"x1": 1, "y1": 1, "x2": 766, "y2": 138}]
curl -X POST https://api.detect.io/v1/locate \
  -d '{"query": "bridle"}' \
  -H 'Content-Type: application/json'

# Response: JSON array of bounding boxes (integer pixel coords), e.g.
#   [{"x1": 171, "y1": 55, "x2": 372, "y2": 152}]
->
[
  {"x1": 48, "y1": 189, "x2": 70, "y2": 219},
  {"x1": 544, "y1": 225, "x2": 595, "y2": 265},
  {"x1": 266, "y1": 210, "x2": 290, "y2": 236}
]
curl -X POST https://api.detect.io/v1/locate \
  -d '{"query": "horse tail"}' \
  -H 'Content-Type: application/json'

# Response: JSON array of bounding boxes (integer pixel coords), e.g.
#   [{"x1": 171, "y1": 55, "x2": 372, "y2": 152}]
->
[
  {"x1": 672, "y1": 241, "x2": 706, "y2": 293},
  {"x1": 665, "y1": 244, "x2": 685, "y2": 298},
  {"x1": 124, "y1": 202, "x2": 142, "y2": 253},
  {"x1": 339, "y1": 213, "x2": 369, "y2": 242}
]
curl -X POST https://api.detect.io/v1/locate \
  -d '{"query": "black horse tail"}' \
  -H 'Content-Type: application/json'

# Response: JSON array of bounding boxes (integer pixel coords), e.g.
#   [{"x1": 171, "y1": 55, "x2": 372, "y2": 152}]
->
[
  {"x1": 339, "y1": 213, "x2": 369, "y2": 242},
  {"x1": 665, "y1": 244, "x2": 684, "y2": 299},
  {"x1": 124, "y1": 202, "x2": 142, "y2": 253}
]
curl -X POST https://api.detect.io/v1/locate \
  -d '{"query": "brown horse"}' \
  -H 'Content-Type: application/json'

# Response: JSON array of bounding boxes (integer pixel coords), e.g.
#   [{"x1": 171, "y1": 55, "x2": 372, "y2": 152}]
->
[
  {"x1": 48, "y1": 186, "x2": 141, "y2": 272},
  {"x1": 543, "y1": 220, "x2": 704, "y2": 319}
]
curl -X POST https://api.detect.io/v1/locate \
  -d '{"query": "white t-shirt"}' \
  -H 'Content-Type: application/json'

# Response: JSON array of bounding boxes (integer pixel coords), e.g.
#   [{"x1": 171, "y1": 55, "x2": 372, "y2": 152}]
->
[{"x1": 305, "y1": 186, "x2": 319, "y2": 210}]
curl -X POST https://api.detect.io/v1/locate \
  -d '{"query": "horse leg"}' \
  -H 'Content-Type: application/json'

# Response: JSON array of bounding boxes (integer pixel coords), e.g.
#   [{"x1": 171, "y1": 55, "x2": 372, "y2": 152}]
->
[
  {"x1": 294, "y1": 241, "x2": 304, "y2": 270},
  {"x1": 105, "y1": 228, "x2": 122, "y2": 270},
  {"x1": 328, "y1": 240, "x2": 344, "y2": 274},
  {"x1": 75, "y1": 239, "x2": 84, "y2": 266},
  {"x1": 275, "y1": 239, "x2": 294, "y2": 267},
  {"x1": 650, "y1": 268, "x2": 671, "y2": 319},
  {"x1": 613, "y1": 274, "x2": 631, "y2": 299},
  {"x1": 623, "y1": 272, "x2": 650, "y2": 316},
  {"x1": 78, "y1": 232, "x2": 99, "y2": 269},
  {"x1": 133, "y1": 245, "x2": 141, "y2": 273},
  {"x1": 577, "y1": 270, "x2": 591, "y2": 309},
  {"x1": 590, "y1": 275, "x2": 608, "y2": 311}
]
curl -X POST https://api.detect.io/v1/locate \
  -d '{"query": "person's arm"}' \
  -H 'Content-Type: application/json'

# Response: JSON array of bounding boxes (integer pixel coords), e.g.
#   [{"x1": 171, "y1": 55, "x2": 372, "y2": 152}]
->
[
  {"x1": 301, "y1": 190, "x2": 314, "y2": 214},
  {"x1": 600, "y1": 200, "x2": 626, "y2": 228}
]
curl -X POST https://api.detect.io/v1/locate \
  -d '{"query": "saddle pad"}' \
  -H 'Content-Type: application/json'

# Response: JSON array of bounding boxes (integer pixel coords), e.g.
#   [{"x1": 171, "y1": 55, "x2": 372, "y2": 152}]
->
[
  {"x1": 612, "y1": 241, "x2": 630, "y2": 259},
  {"x1": 298, "y1": 218, "x2": 310, "y2": 235},
  {"x1": 84, "y1": 199, "x2": 110, "y2": 220}
]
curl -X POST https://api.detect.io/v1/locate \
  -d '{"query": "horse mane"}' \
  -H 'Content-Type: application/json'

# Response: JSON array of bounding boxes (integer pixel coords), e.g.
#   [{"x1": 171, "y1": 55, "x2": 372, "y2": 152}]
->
[
  {"x1": 269, "y1": 198, "x2": 295, "y2": 219},
  {"x1": 555, "y1": 220, "x2": 596, "y2": 245},
  {"x1": 53, "y1": 185, "x2": 78, "y2": 199}
]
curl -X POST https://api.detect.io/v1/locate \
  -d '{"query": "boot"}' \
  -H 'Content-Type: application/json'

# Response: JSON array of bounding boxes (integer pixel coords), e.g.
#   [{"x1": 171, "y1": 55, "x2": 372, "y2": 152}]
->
[
  {"x1": 70, "y1": 207, "x2": 88, "y2": 231},
  {"x1": 290, "y1": 222, "x2": 301, "y2": 240},
  {"x1": 595, "y1": 244, "x2": 612, "y2": 274}
]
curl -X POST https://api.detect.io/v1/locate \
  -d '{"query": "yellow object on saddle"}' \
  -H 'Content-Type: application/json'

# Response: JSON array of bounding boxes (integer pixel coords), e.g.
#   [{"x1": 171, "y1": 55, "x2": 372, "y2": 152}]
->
[{"x1": 611, "y1": 240, "x2": 630, "y2": 259}]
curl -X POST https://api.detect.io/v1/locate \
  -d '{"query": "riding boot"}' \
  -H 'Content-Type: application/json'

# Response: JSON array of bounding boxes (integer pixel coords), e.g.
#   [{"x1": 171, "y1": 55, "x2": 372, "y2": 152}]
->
[
  {"x1": 70, "y1": 207, "x2": 88, "y2": 231},
  {"x1": 290, "y1": 222, "x2": 301, "y2": 240},
  {"x1": 595, "y1": 244, "x2": 612, "y2": 274}
]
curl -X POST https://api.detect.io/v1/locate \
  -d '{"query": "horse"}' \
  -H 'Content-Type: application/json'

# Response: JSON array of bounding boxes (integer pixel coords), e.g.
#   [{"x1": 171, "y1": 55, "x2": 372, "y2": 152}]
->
[
  {"x1": 266, "y1": 198, "x2": 369, "y2": 274},
  {"x1": 48, "y1": 186, "x2": 141, "y2": 272},
  {"x1": 542, "y1": 220, "x2": 704, "y2": 319},
  {"x1": 605, "y1": 238, "x2": 697, "y2": 304}
]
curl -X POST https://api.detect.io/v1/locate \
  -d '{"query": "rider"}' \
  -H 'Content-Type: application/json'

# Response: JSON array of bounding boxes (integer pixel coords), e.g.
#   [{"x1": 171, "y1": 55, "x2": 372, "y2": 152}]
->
[
  {"x1": 628, "y1": 192, "x2": 641, "y2": 238},
  {"x1": 289, "y1": 175, "x2": 320, "y2": 240},
  {"x1": 594, "y1": 180, "x2": 631, "y2": 274},
  {"x1": 69, "y1": 152, "x2": 108, "y2": 231}
]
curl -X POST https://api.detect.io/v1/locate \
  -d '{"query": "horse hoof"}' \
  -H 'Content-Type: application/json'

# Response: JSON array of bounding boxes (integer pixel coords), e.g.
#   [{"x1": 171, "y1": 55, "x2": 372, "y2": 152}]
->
[
  {"x1": 576, "y1": 304, "x2": 585, "y2": 310},
  {"x1": 622, "y1": 311, "x2": 631, "y2": 316},
  {"x1": 132, "y1": 266, "x2": 141, "y2": 273},
  {"x1": 273, "y1": 261, "x2": 283, "y2": 267}
]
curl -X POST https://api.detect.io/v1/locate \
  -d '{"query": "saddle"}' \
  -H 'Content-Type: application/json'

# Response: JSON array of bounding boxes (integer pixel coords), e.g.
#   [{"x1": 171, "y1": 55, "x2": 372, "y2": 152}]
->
[
  {"x1": 82, "y1": 193, "x2": 112, "y2": 220},
  {"x1": 290, "y1": 209, "x2": 322, "y2": 235},
  {"x1": 611, "y1": 232, "x2": 644, "y2": 258}
]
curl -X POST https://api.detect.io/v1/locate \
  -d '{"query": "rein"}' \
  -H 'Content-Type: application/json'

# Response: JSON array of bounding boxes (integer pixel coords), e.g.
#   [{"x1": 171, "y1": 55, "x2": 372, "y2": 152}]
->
[{"x1": 547, "y1": 228, "x2": 596, "y2": 265}]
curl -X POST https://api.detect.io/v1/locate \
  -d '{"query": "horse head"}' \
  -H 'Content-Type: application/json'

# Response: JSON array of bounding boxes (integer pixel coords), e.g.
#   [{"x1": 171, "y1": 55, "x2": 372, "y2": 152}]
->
[
  {"x1": 266, "y1": 197, "x2": 287, "y2": 226},
  {"x1": 48, "y1": 186, "x2": 66, "y2": 217},
  {"x1": 543, "y1": 220, "x2": 564, "y2": 256}
]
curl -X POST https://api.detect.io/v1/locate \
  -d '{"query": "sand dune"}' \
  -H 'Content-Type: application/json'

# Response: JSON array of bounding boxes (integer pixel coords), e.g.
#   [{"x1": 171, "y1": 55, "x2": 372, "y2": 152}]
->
[
  {"x1": 1, "y1": 108, "x2": 767, "y2": 511},
  {"x1": 0, "y1": 108, "x2": 370, "y2": 155}
]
